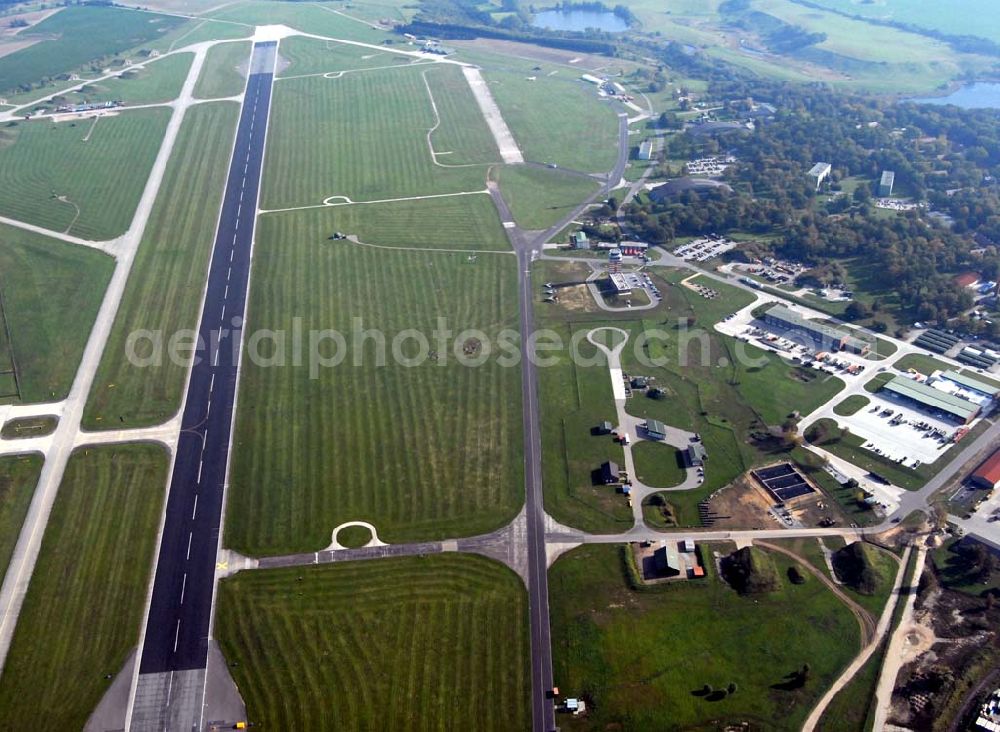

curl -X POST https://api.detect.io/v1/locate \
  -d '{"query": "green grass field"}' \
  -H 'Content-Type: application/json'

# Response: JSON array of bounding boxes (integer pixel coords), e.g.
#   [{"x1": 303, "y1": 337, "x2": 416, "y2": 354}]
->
[
  {"x1": 262, "y1": 67, "x2": 489, "y2": 208},
  {"x1": 84, "y1": 102, "x2": 239, "y2": 429},
  {"x1": 0, "y1": 222, "x2": 113, "y2": 404},
  {"x1": 833, "y1": 394, "x2": 870, "y2": 417},
  {"x1": 0, "y1": 108, "x2": 170, "y2": 240},
  {"x1": 194, "y1": 41, "x2": 250, "y2": 98},
  {"x1": 0, "y1": 415, "x2": 58, "y2": 439},
  {"x1": 216, "y1": 555, "x2": 530, "y2": 730},
  {"x1": 550, "y1": 543, "x2": 860, "y2": 730},
  {"x1": 207, "y1": 1, "x2": 389, "y2": 44},
  {"x1": 262, "y1": 193, "x2": 510, "y2": 251},
  {"x1": 496, "y1": 165, "x2": 600, "y2": 231},
  {"x1": 277, "y1": 35, "x2": 418, "y2": 77},
  {"x1": 0, "y1": 6, "x2": 186, "y2": 94},
  {"x1": 485, "y1": 70, "x2": 619, "y2": 173},
  {"x1": 631, "y1": 440, "x2": 685, "y2": 487},
  {"x1": 226, "y1": 215, "x2": 523, "y2": 555},
  {"x1": 0, "y1": 453, "x2": 42, "y2": 584},
  {"x1": 0, "y1": 443, "x2": 167, "y2": 730}
]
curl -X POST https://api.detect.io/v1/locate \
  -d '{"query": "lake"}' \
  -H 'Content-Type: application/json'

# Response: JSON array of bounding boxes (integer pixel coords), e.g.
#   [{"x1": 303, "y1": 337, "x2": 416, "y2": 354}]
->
[
  {"x1": 531, "y1": 9, "x2": 628, "y2": 32},
  {"x1": 910, "y1": 82, "x2": 1000, "y2": 109}
]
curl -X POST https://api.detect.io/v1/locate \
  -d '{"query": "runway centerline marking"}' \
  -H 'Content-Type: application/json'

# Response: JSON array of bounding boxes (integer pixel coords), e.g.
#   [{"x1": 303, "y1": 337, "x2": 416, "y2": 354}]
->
[
  {"x1": 186, "y1": 532, "x2": 193, "y2": 561},
  {"x1": 191, "y1": 494, "x2": 198, "y2": 520}
]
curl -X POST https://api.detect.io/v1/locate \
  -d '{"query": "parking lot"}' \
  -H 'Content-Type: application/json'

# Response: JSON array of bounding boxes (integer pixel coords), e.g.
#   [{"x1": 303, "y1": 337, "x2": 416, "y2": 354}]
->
[
  {"x1": 835, "y1": 390, "x2": 961, "y2": 465},
  {"x1": 673, "y1": 236, "x2": 737, "y2": 262}
]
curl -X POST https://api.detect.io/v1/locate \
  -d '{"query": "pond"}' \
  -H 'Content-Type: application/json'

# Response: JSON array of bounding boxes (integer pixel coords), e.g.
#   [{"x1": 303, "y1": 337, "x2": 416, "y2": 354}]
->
[
  {"x1": 909, "y1": 82, "x2": 1000, "y2": 110},
  {"x1": 531, "y1": 9, "x2": 628, "y2": 32}
]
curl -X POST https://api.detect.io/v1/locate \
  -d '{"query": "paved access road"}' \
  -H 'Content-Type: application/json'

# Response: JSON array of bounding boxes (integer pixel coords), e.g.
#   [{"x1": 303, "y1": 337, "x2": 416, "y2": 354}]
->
[{"x1": 137, "y1": 41, "x2": 276, "y2": 678}]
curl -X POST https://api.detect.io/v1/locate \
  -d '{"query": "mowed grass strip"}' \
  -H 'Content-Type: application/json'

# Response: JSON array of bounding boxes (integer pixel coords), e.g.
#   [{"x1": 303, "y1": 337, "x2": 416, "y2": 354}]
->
[
  {"x1": 262, "y1": 68, "x2": 487, "y2": 208},
  {"x1": 0, "y1": 453, "x2": 42, "y2": 582},
  {"x1": 0, "y1": 108, "x2": 170, "y2": 240},
  {"x1": 194, "y1": 41, "x2": 250, "y2": 99},
  {"x1": 497, "y1": 164, "x2": 600, "y2": 230},
  {"x1": 84, "y1": 102, "x2": 239, "y2": 428},
  {"x1": 550, "y1": 543, "x2": 860, "y2": 731},
  {"x1": 216, "y1": 555, "x2": 530, "y2": 731},
  {"x1": 422, "y1": 64, "x2": 500, "y2": 165},
  {"x1": 0, "y1": 443, "x2": 167, "y2": 730},
  {"x1": 227, "y1": 216, "x2": 523, "y2": 554},
  {"x1": 277, "y1": 35, "x2": 418, "y2": 77},
  {"x1": 262, "y1": 193, "x2": 510, "y2": 251},
  {"x1": 0, "y1": 222, "x2": 114, "y2": 403},
  {"x1": 0, "y1": 6, "x2": 186, "y2": 94},
  {"x1": 485, "y1": 70, "x2": 619, "y2": 173}
]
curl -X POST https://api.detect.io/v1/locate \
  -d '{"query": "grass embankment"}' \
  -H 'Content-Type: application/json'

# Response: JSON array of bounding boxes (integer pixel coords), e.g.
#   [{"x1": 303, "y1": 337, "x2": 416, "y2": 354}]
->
[
  {"x1": 194, "y1": 41, "x2": 250, "y2": 98},
  {"x1": 216, "y1": 555, "x2": 530, "y2": 730},
  {"x1": 84, "y1": 101, "x2": 239, "y2": 428},
  {"x1": 0, "y1": 108, "x2": 169, "y2": 240},
  {"x1": 496, "y1": 165, "x2": 600, "y2": 231},
  {"x1": 0, "y1": 453, "x2": 42, "y2": 582},
  {"x1": 550, "y1": 543, "x2": 861, "y2": 730},
  {"x1": 262, "y1": 66, "x2": 489, "y2": 208},
  {"x1": 226, "y1": 224, "x2": 523, "y2": 555},
  {"x1": 0, "y1": 223, "x2": 113, "y2": 404},
  {"x1": 0, "y1": 443, "x2": 166, "y2": 730}
]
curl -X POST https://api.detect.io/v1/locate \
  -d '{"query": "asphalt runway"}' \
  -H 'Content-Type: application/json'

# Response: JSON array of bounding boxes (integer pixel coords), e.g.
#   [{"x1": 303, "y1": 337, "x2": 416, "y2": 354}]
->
[{"x1": 137, "y1": 40, "x2": 276, "y2": 676}]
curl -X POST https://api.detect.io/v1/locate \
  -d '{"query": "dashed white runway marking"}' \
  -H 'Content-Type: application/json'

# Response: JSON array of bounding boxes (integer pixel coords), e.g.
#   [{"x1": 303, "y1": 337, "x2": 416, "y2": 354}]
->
[
  {"x1": 191, "y1": 494, "x2": 198, "y2": 520},
  {"x1": 186, "y1": 532, "x2": 193, "y2": 561},
  {"x1": 179, "y1": 573, "x2": 187, "y2": 605}
]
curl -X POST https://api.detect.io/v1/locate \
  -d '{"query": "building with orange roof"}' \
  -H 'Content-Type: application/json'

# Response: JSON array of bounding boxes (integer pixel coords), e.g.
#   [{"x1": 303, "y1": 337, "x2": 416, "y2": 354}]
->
[{"x1": 972, "y1": 449, "x2": 1000, "y2": 490}]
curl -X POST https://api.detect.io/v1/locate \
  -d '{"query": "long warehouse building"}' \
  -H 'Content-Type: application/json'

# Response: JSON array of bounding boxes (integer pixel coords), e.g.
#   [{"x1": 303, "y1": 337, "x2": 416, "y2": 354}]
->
[
  {"x1": 881, "y1": 374, "x2": 981, "y2": 424},
  {"x1": 762, "y1": 305, "x2": 871, "y2": 355}
]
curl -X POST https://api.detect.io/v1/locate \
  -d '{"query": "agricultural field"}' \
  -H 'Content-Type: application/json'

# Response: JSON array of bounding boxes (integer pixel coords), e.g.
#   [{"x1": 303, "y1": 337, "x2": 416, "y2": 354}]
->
[
  {"x1": 0, "y1": 108, "x2": 170, "y2": 240},
  {"x1": 261, "y1": 193, "x2": 511, "y2": 252},
  {"x1": 485, "y1": 69, "x2": 619, "y2": 173},
  {"x1": 496, "y1": 165, "x2": 600, "y2": 231},
  {"x1": 216, "y1": 555, "x2": 530, "y2": 731},
  {"x1": 262, "y1": 67, "x2": 489, "y2": 209},
  {"x1": 0, "y1": 453, "x2": 42, "y2": 583},
  {"x1": 193, "y1": 41, "x2": 250, "y2": 99},
  {"x1": 85, "y1": 101, "x2": 240, "y2": 429},
  {"x1": 226, "y1": 216, "x2": 523, "y2": 555},
  {"x1": 0, "y1": 222, "x2": 113, "y2": 404},
  {"x1": 0, "y1": 6, "x2": 186, "y2": 95},
  {"x1": 276, "y1": 35, "x2": 420, "y2": 77},
  {"x1": 206, "y1": 1, "x2": 388, "y2": 44},
  {"x1": 804, "y1": 0, "x2": 1000, "y2": 45},
  {"x1": 0, "y1": 443, "x2": 167, "y2": 731},
  {"x1": 549, "y1": 543, "x2": 860, "y2": 731}
]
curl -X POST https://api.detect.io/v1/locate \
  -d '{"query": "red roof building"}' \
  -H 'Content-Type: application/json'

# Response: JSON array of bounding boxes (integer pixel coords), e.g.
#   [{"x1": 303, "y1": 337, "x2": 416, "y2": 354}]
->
[{"x1": 972, "y1": 449, "x2": 1000, "y2": 490}]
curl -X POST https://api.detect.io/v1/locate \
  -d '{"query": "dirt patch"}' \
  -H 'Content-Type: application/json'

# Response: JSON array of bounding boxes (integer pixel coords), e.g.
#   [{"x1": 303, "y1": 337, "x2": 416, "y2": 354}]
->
[{"x1": 704, "y1": 476, "x2": 775, "y2": 530}]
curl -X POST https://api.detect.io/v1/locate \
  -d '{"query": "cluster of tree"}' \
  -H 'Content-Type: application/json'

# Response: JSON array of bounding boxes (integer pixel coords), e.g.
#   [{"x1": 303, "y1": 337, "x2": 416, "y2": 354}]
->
[
  {"x1": 831, "y1": 541, "x2": 886, "y2": 596},
  {"x1": 720, "y1": 546, "x2": 780, "y2": 594}
]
